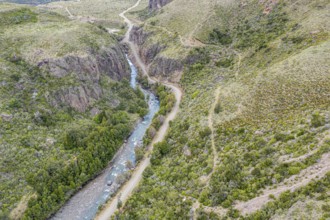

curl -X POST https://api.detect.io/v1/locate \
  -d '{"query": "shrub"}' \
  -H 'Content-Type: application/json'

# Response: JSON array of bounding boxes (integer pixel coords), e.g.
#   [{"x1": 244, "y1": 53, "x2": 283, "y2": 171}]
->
[
  {"x1": 311, "y1": 112, "x2": 325, "y2": 127},
  {"x1": 214, "y1": 102, "x2": 222, "y2": 113},
  {"x1": 251, "y1": 167, "x2": 261, "y2": 177},
  {"x1": 209, "y1": 28, "x2": 232, "y2": 45},
  {"x1": 274, "y1": 133, "x2": 294, "y2": 142},
  {"x1": 8, "y1": 98, "x2": 20, "y2": 109},
  {"x1": 199, "y1": 127, "x2": 212, "y2": 138},
  {"x1": 216, "y1": 57, "x2": 234, "y2": 68},
  {"x1": 10, "y1": 74, "x2": 20, "y2": 81}
]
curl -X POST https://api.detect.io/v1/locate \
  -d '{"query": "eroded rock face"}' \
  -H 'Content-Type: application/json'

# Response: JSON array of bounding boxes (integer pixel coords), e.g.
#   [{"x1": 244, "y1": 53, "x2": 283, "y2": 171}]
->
[
  {"x1": 50, "y1": 85, "x2": 103, "y2": 112},
  {"x1": 130, "y1": 26, "x2": 149, "y2": 46},
  {"x1": 148, "y1": 0, "x2": 172, "y2": 11},
  {"x1": 149, "y1": 57, "x2": 182, "y2": 78},
  {"x1": 38, "y1": 45, "x2": 129, "y2": 112},
  {"x1": 39, "y1": 46, "x2": 129, "y2": 81},
  {"x1": 129, "y1": 26, "x2": 183, "y2": 80},
  {"x1": 140, "y1": 44, "x2": 165, "y2": 64}
]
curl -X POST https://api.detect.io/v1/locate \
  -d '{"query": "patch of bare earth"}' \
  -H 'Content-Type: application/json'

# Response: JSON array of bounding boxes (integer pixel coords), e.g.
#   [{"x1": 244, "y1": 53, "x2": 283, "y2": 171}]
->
[{"x1": 9, "y1": 194, "x2": 36, "y2": 220}]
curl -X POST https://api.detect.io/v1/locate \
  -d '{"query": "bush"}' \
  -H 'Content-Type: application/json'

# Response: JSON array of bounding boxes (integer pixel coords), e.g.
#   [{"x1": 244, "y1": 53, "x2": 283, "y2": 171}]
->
[
  {"x1": 214, "y1": 102, "x2": 222, "y2": 113},
  {"x1": 274, "y1": 133, "x2": 294, "y2": 142},
  {"x1": 8, "y1": 98, "x2": 21, "y2": 109},
  {"x1": 311, "y1": 112, "x2": 325, "y2": 127},
  {"x1": 156, "y1": 141, "x2": 171, "y2": 156},
  {"x1": 135, "y1": 147, "x2": 144, "y2": 162},
  {"x1": 209, "y1": 28, "x2": 232, "y2": 45},
  {"x1": 199, "y1": 127, "x2": 212, "y2": 138},
  {"x1": 216, "y1": 57, "x2": 234, "y2": 68}
]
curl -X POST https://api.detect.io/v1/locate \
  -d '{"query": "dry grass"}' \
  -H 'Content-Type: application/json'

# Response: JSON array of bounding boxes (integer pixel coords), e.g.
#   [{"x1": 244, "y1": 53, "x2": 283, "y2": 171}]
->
[
  {"x1": 0, "y1": 6, "x2": 117, "y2": 64},
  {"x1": 148, "y1": 0, "x2": 215, "y2": 38},
  {"x1": 286, "y1": 0, "x2": 330, "y2": 33},
  {"x1": 127, "y1": 0, "x2": 148, "y2": 14},
  {"x1": 0, "y1": 2, "x2": 24, "y2": 11},
  {"x1": 39, "y1": 0, "x2": 136, "y2": 27},
  {"x1": 241, "y1": 40, "x2": 330, "y2": 122},
  {"x1": 271, "y1": 198, "x2": 327, "y2": 220}
]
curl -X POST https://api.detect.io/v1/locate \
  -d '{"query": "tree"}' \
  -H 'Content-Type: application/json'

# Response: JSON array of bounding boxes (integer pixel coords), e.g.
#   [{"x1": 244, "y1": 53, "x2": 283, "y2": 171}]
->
[{"x1": 126, "y1": 160, "x2": 134, "y2": 170}]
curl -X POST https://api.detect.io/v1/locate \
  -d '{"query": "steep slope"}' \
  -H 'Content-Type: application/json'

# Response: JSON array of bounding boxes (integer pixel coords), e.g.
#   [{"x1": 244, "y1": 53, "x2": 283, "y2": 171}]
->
[
  {"x1": 0, "y1": 4, "x2": 148, "y2": 219},
  {"x1": 115, "y1": 0, "x2": 330, "y2": 219},
  {"x1": 148, "y1": 0, "x2": 171, "y2": 11}
]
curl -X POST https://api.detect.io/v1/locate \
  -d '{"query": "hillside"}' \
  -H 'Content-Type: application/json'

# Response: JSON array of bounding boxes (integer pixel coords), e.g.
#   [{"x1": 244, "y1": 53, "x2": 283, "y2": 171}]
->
[
  {"x1": 0, "y1": 3, "x2": 148, "y2": 219},
  {"x1": 0, "y1": 0, "x2": 58, "y2": 4},
  {"x1": 37, "y1": 0, "x2": 137, "y2": 29},
  {"x1": 114, "y1": 0, "x2": 330, "y2": 219},
  {"x1": 0, "y1": 0, "x2": 329, "y2": 219}
]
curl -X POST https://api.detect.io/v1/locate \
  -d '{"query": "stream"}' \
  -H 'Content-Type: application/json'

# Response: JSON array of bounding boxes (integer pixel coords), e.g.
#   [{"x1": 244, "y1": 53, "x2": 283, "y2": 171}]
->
[{"x1": 51, "y1": 56, "x2": 160, "y2": 220}]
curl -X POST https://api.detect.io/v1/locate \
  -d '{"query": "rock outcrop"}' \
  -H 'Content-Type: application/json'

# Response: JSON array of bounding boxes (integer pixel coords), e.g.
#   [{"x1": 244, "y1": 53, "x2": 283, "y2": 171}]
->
[
  {"x1": 39, "y1": 46, "x2": 129, "y2": 82},
  {"x1": 149, "y1": 57, "x2": 182, "y2": 78},
  {"x1": 38, "y1": 45, "x2": 129, "y2": 112},
  {"x1": 130, "y1": 26, "x2": 183, "y2": 81},
  {"x1": 148, "y1": 0, "x2": 172, "y2": 11},
  {"x1": 129, "y1": 26, "x2": 149, "y2": 46}
]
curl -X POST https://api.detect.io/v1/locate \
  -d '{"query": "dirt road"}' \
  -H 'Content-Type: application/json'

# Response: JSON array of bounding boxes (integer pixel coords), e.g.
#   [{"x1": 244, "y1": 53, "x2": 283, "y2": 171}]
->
[
  {"x1": 235, "y1": 152, "x2": 330, "y2": 215},
  {"x1": 95, "y1": 1, "x2": 182, "y2": 219}
]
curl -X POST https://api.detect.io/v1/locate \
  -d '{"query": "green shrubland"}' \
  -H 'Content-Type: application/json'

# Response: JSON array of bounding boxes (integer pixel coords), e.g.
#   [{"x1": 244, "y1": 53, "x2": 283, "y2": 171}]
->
[{"x1": 117, "y1": 0, "x2": 330, "y2": 219}]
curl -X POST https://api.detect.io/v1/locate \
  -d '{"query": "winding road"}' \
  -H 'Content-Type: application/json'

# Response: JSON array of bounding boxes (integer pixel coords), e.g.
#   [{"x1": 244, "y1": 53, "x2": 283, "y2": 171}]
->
[{"x1": 95, "y1": 1, "x2": 182, "y2": 219}]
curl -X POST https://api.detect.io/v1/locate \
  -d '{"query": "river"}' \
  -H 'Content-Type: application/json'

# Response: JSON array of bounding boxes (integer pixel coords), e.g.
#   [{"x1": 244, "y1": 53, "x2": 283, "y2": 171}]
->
[{"x1": 51, "y1": 56, "x2": 160, "y2": 220}]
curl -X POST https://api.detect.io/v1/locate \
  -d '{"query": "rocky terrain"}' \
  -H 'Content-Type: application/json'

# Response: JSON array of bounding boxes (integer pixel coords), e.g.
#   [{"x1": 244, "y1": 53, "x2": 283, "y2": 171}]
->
[{"x1": 148, "y1": 0, "x2": 171, "y2": 11}]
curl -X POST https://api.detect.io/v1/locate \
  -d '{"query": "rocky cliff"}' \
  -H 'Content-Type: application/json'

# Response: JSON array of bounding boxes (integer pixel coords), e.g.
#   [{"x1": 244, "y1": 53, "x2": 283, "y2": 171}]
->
[
  {"x1": 38, "y1": 45, "x2": 129, "y2": 112},
  {"x1": 148, "y1": 0, "x2": 172, "y2": 11},
  {"x1": 130, "y1": 26, "x2": 183, "y2": 81},
  {"x1": 0, "y1": 5, "x2": 131, "y2": 113}
]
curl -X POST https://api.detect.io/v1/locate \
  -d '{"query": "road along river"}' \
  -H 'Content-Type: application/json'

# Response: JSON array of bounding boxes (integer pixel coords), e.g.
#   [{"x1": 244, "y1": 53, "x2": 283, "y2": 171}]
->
[
  {"x1": 95, "y1": 0, "x2": 183, "y2": 219},
  {"x1": 51, "y1": 56, "x2": 160, "y2": 220}
]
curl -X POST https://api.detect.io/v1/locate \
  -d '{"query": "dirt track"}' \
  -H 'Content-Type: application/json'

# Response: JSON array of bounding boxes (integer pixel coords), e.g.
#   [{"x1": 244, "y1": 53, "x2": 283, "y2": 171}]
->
[
  {"x1": 235, "y1": 152, "x2": 330, "y2": 215},
  {"x1": 95, "y1": 1, "x2": 182, "y2": 219}
]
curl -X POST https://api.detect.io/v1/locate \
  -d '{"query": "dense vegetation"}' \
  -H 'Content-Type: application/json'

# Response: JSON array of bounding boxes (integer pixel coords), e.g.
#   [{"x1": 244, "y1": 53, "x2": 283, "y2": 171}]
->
[
  {"x1": 146, "y1": 84, "x2": 175, "y2": 142},
  {"x1": 24, "y1": 110, "x2": 134, "y2": 219},
  {"x1": 0, "y1": 5, "x2": 147, "y2": 219}
]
